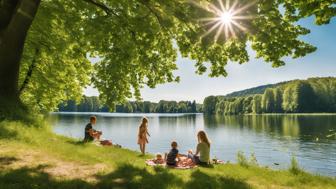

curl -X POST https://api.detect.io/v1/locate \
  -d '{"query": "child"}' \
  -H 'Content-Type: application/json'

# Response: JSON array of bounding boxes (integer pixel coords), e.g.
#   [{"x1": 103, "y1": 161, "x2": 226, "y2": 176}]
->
[
  {"x1": 138, "y1": 117, "x2": 150, "y2": 155},
  {"x1": 165, "y1": 141, "x2": 180, "y2": 166},
  {"x1": 153, "y1": 153, "x2": 165, "y2": 164}
]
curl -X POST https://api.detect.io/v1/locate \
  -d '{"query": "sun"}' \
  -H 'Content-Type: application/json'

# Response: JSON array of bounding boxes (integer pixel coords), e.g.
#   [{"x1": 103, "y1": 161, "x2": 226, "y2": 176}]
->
[
  {"x1": 195, "y1": 0, "x2": 255, "y2": 41},
  {"x1": 219, "y1": 11, "x2": 233, "y2": 24}
]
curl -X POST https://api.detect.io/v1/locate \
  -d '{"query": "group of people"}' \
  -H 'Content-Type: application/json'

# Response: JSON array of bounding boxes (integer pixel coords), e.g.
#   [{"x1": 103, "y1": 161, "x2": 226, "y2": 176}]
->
[
  {"x1": 138, "y1": 117, "x2": 211, "y2": 166},
  {"x1": 84, "y1": 116, "x2": 211, "y2": 166}
]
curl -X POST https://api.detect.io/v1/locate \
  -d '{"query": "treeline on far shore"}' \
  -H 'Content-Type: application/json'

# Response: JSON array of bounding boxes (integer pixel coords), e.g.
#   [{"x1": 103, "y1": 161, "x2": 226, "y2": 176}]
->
[
  {"x1": 203, "y1": 77, "x2": 336, "y2": 115},
  {"x1": 58, "y1": 97, "x2": 202, "y2": 113}
]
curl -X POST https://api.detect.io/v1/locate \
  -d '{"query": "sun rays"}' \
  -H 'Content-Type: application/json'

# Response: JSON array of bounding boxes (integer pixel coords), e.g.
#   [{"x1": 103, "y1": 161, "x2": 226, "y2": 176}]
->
[{"x1": 196, "y1": 0, "x2": 256, "y2": 42}]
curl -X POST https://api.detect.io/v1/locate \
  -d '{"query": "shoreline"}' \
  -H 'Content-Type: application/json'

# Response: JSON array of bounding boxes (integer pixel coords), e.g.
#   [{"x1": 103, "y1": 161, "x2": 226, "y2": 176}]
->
[{"x1": 1, "y1": 120, "x2": 335, "y2": 188}]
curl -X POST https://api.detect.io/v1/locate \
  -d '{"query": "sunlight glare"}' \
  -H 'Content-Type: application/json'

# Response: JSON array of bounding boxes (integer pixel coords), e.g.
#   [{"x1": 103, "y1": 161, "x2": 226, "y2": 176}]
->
[
  {"x1": 196, "y1": 0, "x2": 255, "y2": 41},
  {"x1": 219, "y1": 11, "x2": 233, "y2": 24}
]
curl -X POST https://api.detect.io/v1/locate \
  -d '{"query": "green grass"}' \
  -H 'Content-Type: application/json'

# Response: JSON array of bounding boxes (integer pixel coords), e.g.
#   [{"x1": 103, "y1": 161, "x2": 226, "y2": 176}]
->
[{"x1": 0, "y1": 121, "x2": 335, "y2": 189}]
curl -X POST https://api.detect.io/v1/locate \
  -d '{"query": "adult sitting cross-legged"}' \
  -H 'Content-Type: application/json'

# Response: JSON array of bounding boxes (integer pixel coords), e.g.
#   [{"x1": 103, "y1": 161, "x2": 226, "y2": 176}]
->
[
  {"x1": 83, "y1": 116, "x2": 102, "y2": 142},
  {"x1": 188, "y1": 130, "x2": 211, "y2": 166}
]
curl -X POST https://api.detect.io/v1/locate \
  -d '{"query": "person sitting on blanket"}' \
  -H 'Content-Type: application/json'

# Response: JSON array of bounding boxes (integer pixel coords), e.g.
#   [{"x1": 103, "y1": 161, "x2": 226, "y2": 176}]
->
[
  {"x1": 153, "y1": 153, "x2": 165, "y2": 164},
  {"x1": 188, "y1": 131, "x2": 210, "y2": 165},
  {"x1": 165, "y1": 141, "x2": 181, "y2": 166}
]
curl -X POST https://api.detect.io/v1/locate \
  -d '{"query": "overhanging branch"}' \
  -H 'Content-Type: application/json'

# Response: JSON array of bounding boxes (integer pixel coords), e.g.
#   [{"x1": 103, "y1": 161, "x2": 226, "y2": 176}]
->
[
  {"x1": 82, "y1": 0, "x2": 119, "y2": 17},
  {"x1": 136, "y1": 0, "x2": 173, "y2": 35}
]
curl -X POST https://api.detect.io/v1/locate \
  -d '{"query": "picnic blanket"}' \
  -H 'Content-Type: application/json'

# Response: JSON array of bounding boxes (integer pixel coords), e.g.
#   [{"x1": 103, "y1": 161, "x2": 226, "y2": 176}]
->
[
  {"x1": 146, "y1": 156, "x2": 225, "y2": 169},
  {"x1": 146, "y1": 159, "x2": 197, "y2": 169}
]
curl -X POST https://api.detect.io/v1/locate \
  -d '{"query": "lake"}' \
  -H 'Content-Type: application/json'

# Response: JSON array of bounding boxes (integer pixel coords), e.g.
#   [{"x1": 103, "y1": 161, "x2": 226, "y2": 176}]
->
[{"x1": 49, "y1": 112, "x2": 336, "y2": 176}]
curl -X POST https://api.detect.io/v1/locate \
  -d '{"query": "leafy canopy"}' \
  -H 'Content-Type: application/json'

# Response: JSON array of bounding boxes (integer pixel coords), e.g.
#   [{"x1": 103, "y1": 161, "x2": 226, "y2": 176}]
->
[{"x1": 19, "y1": 0, "x2": 336, "y2": 112}]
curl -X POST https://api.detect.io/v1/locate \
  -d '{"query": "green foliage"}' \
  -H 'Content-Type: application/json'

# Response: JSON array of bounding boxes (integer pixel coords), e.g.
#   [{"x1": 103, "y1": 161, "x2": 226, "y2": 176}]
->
[
  {"x1": 19, "y1": 1, "x2": 92, "y2": 113},
  {"x1": 226, "y1": 83, "x2": 285, "y2": 98},
  {"x1": 282, "y1": 83, "x2": 299, "y2": 112},
  {"x1": 205, "y1": 77, "x2": 336, "y2": 115},
  {"x1": 262, "y1": 88, "x2": 275, "y2": 113},
  {"x1": 15, "y1": 0, "x2": 336, "y2": 114},
  {"x1": 280, "y1": 0, "x2": 336, "y2": 25},
  {"x1": 289, "y1": 156, "x2": 303, "y2": 175},
  {"x1": 273, "y1": 88, "x2": 283, "y2": 112},
  {"x1": 307, "y1": 77, "x2": 336, "y2": 112},
  {"x1": 252, "y1": 95, "x2": 262, "y2": 114},
  {"x1": 249, "y1": 153, "x2": 258, "y2": 167},
  {"x1": 203, "y1": 96, "x2": 217, "y2": 114},
  {"x1": 237, "y1": 151, "x2": 249, "y2": 167},
  {"x1": 237, "y1": 151, "x2": 259, "y2": 168},
  {"x1": 59, "y1": 97, "x2": 200, "y2": 113}
]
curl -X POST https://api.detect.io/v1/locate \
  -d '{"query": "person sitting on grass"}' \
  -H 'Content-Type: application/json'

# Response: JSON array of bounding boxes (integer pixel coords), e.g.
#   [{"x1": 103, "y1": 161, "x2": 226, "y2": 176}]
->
[
  {"x1": 188, "y1": 131, "x2": 211, "y2": 165},
  {"x1": 153, "y1": 153, "x2": 165, "y2": 164},
  {"x1": 83, "y1": 116, "x2": 102, "y2": 142},
  {"x1": 165, "y1": 141, "x2": 181, "y2": 166}
]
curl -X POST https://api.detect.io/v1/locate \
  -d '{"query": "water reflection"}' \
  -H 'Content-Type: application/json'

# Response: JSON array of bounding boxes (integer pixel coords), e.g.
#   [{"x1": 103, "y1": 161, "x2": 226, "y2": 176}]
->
[{"x1": 204, "y1": 115, "x2": 336, "y2": 141}]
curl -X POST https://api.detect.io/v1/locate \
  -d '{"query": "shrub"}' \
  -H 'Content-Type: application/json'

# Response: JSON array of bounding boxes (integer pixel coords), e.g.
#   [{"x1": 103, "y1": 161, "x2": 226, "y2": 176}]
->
[{"x1": 289, "y1": 156, "x2": 303, "y2": 175}]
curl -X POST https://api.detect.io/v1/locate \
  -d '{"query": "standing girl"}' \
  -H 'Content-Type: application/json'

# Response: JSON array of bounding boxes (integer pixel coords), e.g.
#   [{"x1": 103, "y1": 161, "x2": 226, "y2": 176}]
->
[{"x1": 138, "y1": 117, "x2": 150, "y2": 155}]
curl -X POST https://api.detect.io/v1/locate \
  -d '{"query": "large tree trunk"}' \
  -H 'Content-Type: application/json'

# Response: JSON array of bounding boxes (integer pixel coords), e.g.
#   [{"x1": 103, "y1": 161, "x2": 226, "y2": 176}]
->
[{"x1": 0, "y1": 0, "x2": 40, "y2": 119}]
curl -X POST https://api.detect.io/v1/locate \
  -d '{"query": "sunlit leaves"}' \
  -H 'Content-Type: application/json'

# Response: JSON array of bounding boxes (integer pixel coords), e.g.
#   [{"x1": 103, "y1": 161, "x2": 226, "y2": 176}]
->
[{"x1": 18, "y1": 0, "x2": 336, "y2": 112}]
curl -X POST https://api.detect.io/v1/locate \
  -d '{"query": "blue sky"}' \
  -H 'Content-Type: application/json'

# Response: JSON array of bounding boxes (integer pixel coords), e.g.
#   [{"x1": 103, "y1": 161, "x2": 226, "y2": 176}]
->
[{"x1": 85, "y1": 17, "x2": 336, "y2": 103}]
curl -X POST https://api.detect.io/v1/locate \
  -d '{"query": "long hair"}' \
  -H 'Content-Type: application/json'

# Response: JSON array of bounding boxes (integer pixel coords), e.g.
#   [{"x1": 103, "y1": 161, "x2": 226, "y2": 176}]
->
[
  {"x1": 140, "y1": 117, "x2": 148, "y2": 127},
  {"x1": 197, "y1": 130, "x2": 210, "y2": 148}
]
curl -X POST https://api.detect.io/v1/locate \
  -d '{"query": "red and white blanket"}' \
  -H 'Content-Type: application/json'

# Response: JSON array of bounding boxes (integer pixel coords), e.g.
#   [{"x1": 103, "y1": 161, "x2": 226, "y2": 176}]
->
[{"x1": 146, "y1": 156, "x2": 225, "y2": 169}]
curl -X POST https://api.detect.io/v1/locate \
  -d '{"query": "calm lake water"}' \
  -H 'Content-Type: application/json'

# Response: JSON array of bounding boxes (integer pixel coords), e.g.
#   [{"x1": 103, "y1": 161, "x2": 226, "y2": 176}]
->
[{"x1": 49, "y1": 112, "x2": 336, "y2": 176}]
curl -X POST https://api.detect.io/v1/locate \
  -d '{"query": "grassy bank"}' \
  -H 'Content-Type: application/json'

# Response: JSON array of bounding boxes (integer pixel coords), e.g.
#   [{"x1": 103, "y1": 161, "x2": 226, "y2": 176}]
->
[{"x1": 0, "y1": 121, "x2": 335, "y2": 189}]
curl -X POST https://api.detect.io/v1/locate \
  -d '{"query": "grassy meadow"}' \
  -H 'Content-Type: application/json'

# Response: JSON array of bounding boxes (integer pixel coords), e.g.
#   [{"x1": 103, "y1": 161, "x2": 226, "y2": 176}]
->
[{"x1": 0, "y1": 121, "x2": 335, "y2": 189}]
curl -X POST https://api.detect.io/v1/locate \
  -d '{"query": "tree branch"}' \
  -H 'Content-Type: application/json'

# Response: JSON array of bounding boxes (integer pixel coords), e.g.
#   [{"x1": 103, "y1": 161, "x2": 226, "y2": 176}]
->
[
  {"x1": 82, "y1": 0, "x2": 119, "y2": 17},
  {"x1": 19, "y1": 47, "x2": 39, "y2": 95},
  {"x1": 136, "y1": 0, "x2": 173, "y2": 35}
]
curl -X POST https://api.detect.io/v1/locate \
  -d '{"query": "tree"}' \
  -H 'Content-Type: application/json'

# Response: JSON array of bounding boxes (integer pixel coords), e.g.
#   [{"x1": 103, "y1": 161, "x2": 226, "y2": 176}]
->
[
  {"x1": 143, "y1": 101, "x2": 152, "y2": 113},
  {"x1": 191, "y1": 100, "x2": 197, "y2": 113},
  {"x1": 282, "y1": 84, "x2": 299, "y2": 113},
  {"x1": 262, "y1": 88, "x2": 275, "y2": 113},
  {"x1": 243, "y1": 96, "x2": 253, "y2": 113},
  {"x1": 123, "y1": 102, "x2": 133, "y2": 113},
  {"x1": 215, "y1": 100, "x2": 226, "y2": 115},
  {"x1": 252, "y1": 95, "x2": 262, "y2": 114},
  {"x1": 1, "y1": 0, "x2": 334, "y2": 119},
  {"x1": 308, "y1": 77, "x2": 336, "y2": 112},
  {"x1": 296, "y1": 81, "x2": 316, "y2": 112},
  {"x1": 273, "y1": 88, "x2": 283, "y2": 112},
  {"x1": 203, "y1": 96, "x2": 217, "y2": 114}
]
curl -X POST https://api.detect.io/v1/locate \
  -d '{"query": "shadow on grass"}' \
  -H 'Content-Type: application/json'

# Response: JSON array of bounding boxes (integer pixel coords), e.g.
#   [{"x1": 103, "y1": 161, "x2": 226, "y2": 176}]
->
[
  {"x1": 0, "y1": 156, "x2": 19, "y2": 166},
  {"x1": 0, "y1": 163, "x2": 252, "y2": 189},
  {"x1": 66, "y1": 140, "x2": 85, "y2": 146},
  {"x1": 0, "y1": 125, "x2": 18, "y2": 139},
  {"x1": 96, "y1": 164, "x2": 184, "y2": 189},
  {"x1": 186, "y1": 170, "x2": 252, "y2": 189},
  {"x1": 0, "y1": 165, "x2": 92, "y2": 189}
]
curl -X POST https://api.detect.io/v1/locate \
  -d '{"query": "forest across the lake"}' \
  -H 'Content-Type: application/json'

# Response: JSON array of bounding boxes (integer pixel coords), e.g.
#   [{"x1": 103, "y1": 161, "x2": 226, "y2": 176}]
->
[
  {"x1": 58, "y1": 77, "x2": 335, "y2": 115},
  {"x1": 58, "y1": 98, "x2": 202, "y2": 113},
  {"x1": 203, "y1": 77, "x2": 336, "y2": 115}
]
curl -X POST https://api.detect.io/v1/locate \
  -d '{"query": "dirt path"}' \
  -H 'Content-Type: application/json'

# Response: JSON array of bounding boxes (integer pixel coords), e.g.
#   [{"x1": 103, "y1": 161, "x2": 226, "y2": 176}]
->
[{"x1": 0, "y1": 144, "x2": 106, "y2": 182}]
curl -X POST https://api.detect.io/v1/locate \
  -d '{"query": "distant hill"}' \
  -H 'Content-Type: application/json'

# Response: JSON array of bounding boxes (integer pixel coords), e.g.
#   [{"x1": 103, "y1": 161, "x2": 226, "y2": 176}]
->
[
  {"x1": 225, "y1": 81, "x2": 290, "y2": 98},
  {"x1": 203, "y1": 77, "x2": 336, "y2": 114}
]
